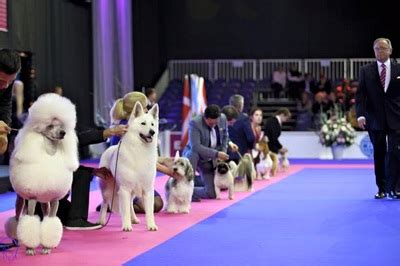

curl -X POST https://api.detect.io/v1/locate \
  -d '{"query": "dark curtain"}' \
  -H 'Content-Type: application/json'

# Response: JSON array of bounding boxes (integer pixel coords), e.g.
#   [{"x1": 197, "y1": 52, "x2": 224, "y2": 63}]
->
[
  {"x1": 0, "y1": 0, "x2": 93, "y2": 127},
  {"x1": 132, "y1": 0, "x2": 396, "y2": 87}
]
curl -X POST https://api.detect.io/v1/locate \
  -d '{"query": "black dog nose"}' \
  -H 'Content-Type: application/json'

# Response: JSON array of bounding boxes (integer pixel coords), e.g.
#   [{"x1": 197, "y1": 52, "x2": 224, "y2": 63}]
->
[
  {"x1": 59, "y1": 130, "x2": 66, "y2": 138},
  {"x1": 149, "y1": 129, "x2": 155, "y2": 136}
]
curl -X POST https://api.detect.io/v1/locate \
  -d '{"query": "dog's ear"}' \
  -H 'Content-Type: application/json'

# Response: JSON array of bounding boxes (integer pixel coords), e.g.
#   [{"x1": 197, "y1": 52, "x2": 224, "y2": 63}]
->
[
  {"x1": 174, "y1": 150, "x2": 180, "y2": 162},
  {"x1": 132, "y1": 102, "x2": 144, "y2": 119},
  {"x1": 148, "y1": 103, "x2": 159, "y2": 120},
  {"x1": 185, "y1": 160, "x2": 195, "y2": 182}
]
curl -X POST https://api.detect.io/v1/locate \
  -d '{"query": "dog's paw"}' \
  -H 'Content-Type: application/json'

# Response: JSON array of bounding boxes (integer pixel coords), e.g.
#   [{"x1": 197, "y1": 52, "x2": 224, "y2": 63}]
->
[
  {"x1": 41, "y1": 248, "x2": 51, "y2": 255},
  {"x1": 216, "y1": 197, "x2": 221, "y2": 200},
  {"x1": 166, "y1": 208, "x2": 177, "y2": 214},
  {"x1": 228, "y1": 196, "x2": 234, "y2": 200},
  {"x1": 26, "y1": 248, "x2": 36, "y2": 256},
  {"x1": 147, "y1": 223, "x2": 158, "y2": 231},
  {"x1": 122, "y1": 224, "x2": 133, "y2": 232}
]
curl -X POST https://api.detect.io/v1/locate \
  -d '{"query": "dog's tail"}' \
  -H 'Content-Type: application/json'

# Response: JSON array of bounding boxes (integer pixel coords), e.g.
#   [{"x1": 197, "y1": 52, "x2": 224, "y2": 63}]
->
[
  {"x1": 99, "y1": 145, "x2": 118, "y2": 169},
  {"x1": 239, "y1": 153, "x2": 253, "y2": 190}
]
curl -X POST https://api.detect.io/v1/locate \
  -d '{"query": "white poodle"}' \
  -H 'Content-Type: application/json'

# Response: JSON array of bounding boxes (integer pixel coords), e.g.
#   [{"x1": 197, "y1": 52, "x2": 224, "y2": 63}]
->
[{"x1": 5, "y1": 93, "x2": 79, "y2": 255}]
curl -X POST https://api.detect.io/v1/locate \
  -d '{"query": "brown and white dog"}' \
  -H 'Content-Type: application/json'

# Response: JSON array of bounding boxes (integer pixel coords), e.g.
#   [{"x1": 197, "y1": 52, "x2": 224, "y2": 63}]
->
[
  {"x1": 229, "y1": 153, "x2": 254, "y2": 192},
  {"x1": 164, "y1": 151, "x2": 195, "y2": 213}
]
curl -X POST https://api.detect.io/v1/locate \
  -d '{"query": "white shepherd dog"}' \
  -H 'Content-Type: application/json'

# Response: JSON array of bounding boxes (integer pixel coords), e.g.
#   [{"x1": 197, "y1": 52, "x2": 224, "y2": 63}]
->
[{"x1": 98, "y1": 102, "x2": 159, "y2": 231}]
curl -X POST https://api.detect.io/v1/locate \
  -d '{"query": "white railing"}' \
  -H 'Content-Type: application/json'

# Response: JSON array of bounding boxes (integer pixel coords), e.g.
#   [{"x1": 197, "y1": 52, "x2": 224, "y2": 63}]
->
[
  {"x1": 168, "y1": 59, "x2": 213, "y2": 80},
  {"x1": 349, "y1": 58, "x2": 376, "y2": 80},
  {"x1": 168, "y1": 58, "x2": 375, "y2": 82},
  {"x1": 304, "y1": 58, "x2": 348, "y2": 81},
  {"x1": 259, "y1": 59, "x2": 302, "y2": 81},
  {"x1": 214, "y1": 59, "x2": 257, "y2": 81}
]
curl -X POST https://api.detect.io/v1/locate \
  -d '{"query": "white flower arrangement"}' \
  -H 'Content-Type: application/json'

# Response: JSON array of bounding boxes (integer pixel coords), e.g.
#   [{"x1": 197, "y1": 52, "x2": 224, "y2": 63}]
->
[{"x1": 319, "y1": 107, "x2": 356, "y2": 147}]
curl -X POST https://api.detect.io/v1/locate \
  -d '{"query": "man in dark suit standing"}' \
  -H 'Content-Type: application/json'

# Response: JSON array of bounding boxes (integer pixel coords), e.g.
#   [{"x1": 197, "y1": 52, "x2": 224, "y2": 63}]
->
[
  {"x1": 183, "y1": 104, "x2": 231, "y2": 200},
  {"x1": 356, "y1": 37, "x2": 400, "y2": 199},
  {"x1": 264, "y1": 107, "x2": 291, "y2": 155}
]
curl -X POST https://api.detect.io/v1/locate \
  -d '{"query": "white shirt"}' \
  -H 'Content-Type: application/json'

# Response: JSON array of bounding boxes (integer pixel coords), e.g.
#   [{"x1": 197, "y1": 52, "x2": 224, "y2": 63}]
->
[{"x1": 210, "y1": 127, "x2": 217, "y2": 148}]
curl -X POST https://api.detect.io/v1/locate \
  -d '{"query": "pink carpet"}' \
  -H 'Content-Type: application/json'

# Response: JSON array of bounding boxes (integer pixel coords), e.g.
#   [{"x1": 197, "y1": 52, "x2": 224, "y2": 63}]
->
[{"x1": 0, "y1": 164, "x2": 370, "y2": 265}]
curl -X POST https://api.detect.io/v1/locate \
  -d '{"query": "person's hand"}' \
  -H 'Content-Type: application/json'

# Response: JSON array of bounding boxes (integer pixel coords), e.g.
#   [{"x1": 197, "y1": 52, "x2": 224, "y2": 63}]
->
[
  {"x1": 93, "y1": 167, "x2": 114, "y2": 180},
  {"x1": 228, "y1": 141, "x2": 239, "y2": 152},
  {"x1": 217, "y1": 151, "x2": 229, "y2": 161},
  {"x1": 0, "y1": 121, "x2": 11, "y2": 135},
  {"x1": 104, "y1": 125, "x2": 128, "y2": 138},
  {"x1": 0, "y1": 133, "x2": 8, "y2": 155},
  {"x1": 357, "y1": 117, "x2": 366, "y2": 130}
]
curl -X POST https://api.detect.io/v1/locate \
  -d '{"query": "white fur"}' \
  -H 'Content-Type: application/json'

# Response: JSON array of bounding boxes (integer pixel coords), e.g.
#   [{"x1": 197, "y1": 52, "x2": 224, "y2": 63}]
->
[
  {"x1": 214, "y1": 162, "x2": 235, "y2": 200},
  {"x1": 40, "y1": 216, "x2": 63, "y2": 253},
  {"x1": 7, "y1": 93, "x2": 79, "y2": 255},
  {"x1": 165, "y1": 153, "x2": 194, "y2": 213},
  {"x1": 280, "y1": 151, "x2": 290, "y2": 171},
  {"x1": 99, "y1": 103, "x2": 159, "y2": 231},
  {"x1": 17, "y1": 215, "x2": 41, "y2": 255},
  {"x1": 10, "y1": 93, "x2": 79, "y2": 202},
  {"x1": 229, "y1": 153, "x2": 254, "y2": 192},
  {"x1": 254, "y1": 150, "x2": 273, "y2": 180}
]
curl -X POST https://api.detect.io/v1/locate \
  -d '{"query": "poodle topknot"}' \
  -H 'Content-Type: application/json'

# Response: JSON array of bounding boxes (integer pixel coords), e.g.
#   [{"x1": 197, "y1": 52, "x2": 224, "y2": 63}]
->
[{"x1": 26, "y1": 93, "x2": 77, "y2": 131}]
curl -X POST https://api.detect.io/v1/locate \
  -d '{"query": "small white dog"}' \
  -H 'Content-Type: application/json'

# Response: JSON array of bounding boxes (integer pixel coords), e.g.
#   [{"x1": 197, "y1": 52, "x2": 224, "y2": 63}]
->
[
  {"x1": 98, "y1": 102, "x2": 159, "y2": 231},
  {"x1": 164, "y1": 151, "x2": 194, "y2": 213},
  {"x1": 6, "y1": 93, "x2": 79, "y2": 255},
  {"x1": 214, "y1": 160, "x2": 235, "y2": 200}
]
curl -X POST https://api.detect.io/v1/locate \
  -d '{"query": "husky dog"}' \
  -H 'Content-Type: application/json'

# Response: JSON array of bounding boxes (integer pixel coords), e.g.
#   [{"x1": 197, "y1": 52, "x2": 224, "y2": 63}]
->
[
  {"x1": 98, "y1": 102, "x2": 159, "y2": 231},
  {"x1": 165, "y1": 151, "x2": 194, "y2": 213},
  {"x1": 6, "y1": 93, "x2": 79, "y2": 255},
  {"x1": 252, "y1": 139, "x2": 273, "y2": 180},
  {"x1": 229, "y1": 153, "x2": 254, "y2": 192},
  {"x1": 214, "y1": 160, "x2": 235, "y2": 200}
]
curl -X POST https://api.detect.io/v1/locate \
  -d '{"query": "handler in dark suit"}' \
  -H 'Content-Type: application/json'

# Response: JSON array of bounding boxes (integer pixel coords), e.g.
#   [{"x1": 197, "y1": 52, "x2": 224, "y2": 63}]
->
[
  {"x1": 0, "y1": 49, "x2": 21, "y2": 155},
  {"x1": 183, "y1": 104, "x2": 230, "y2": 199},
  {"x1": 264, "y1": 107, "x2": 291, "y2": 155},
  {"x1": 356, "y1": 37, "x2": 400, "y2": 199}
]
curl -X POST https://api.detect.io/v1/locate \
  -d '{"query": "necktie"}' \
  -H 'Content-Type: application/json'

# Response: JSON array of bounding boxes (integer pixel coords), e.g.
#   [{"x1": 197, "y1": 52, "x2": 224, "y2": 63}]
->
[{"x1": 380, "y1": 63, "x2": 386, "y2": 89}]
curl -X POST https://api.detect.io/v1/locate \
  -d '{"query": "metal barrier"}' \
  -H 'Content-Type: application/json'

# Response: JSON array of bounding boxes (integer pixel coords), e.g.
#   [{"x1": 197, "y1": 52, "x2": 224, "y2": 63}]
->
[
  {"x1": 304, "y1": 58, "x2": 348, "y2": 81},
  {"x1": 214, "y1": 59, "x2": 257, "y2": 81},
  {"x1": 349, "y1": 58, "x2": 376, "y2": 80},
  {"x1": 259, "y1": 59, "x2": 302, "y2": 81},
  {"x1": 168, "y1": 58, "x2": 375, "y2": 82},
  {"x1": 168, "y1": 60, "x2": 213, "y2": 80}
]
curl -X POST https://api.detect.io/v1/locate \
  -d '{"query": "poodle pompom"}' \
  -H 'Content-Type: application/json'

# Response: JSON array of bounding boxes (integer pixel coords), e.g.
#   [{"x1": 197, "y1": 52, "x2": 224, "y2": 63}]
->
[
  {"x1": 26, "y1": 93, "x2": 77, "y2": 131},
  {"x1": 17, "y1": 215, "x2": 41, "y2": 249},
  {"x1": 40, "y1": 216, "x2": 63, "y2": 249},
  {"x1": 4, "y1": 216, "x2": 18, "y2": 239}
]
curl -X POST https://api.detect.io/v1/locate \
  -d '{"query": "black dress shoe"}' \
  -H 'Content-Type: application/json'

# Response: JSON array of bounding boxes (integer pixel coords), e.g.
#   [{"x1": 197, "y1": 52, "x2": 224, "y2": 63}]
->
[
  {"x1": 374, "y1": 192, "x2": 386, "y2": 199},
  {"x1": 388, "y1": 191, "x2": 400, "y2": 199},
  {"x1": 191, "y1": 195, "x2": 201, "y2": 202}
]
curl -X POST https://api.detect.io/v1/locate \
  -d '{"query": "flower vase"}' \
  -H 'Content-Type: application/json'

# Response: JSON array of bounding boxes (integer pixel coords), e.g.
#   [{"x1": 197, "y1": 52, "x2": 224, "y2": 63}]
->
[{"x1": 331, "y1": 144, "x2": 345, "y2": 160}]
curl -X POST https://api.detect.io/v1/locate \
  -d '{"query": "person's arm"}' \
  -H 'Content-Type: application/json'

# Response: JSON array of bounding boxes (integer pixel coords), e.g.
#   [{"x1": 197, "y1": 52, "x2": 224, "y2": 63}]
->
[{"x1": 355, "y1": 67, "x2": 367, "y2": 130}]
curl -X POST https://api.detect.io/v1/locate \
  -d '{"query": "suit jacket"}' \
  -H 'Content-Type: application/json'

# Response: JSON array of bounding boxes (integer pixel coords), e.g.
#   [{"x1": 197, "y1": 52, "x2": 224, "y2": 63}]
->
[
  {"x1": 183, "y1": 114, "x2": 229, "y2": 167},
  {"x1": 356, "y1": 60, "x2": 400, "y2": 130},
  {"x1": 264, "y1": 116, "x2": 282, "y2": 154},
  {"x1": 0, "y1": 83, "x2": 14, "y2": 125},
  {"x1": 228, "y1": 112, "x2": 255, "y2": 161}
]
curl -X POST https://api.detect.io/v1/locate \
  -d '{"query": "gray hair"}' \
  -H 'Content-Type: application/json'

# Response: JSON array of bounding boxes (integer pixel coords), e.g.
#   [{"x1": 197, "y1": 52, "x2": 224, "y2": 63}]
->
[{"x1": 373, "y1": 38, "x2": 392, "y2": 50}]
